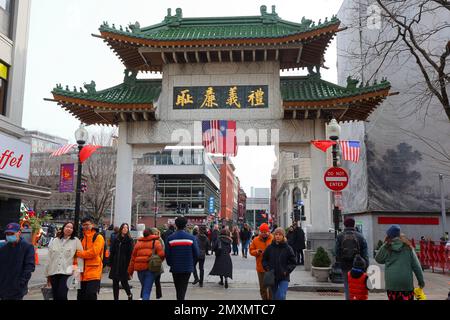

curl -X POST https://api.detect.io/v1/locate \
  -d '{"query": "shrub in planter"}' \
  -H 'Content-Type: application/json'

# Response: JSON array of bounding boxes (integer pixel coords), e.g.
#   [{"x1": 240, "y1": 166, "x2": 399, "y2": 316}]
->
[{"x1": 312, "y1": 247, "x2": 331, "y2": 267}]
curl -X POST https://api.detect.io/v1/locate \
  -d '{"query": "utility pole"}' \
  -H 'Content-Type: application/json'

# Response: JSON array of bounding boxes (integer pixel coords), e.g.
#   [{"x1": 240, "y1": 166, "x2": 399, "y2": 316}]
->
[{"x1": 439, "y1": 174, "x2": 448, "y2": 237}]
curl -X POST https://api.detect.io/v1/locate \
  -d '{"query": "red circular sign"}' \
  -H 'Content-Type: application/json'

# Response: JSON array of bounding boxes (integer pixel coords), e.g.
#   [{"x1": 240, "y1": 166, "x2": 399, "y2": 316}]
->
[{"x1": 324, "y1": 167, "x2": 349, "y2": 191}]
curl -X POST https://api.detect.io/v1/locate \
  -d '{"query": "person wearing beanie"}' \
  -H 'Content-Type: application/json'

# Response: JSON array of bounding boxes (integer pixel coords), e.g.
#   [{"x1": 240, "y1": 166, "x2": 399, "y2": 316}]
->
[
  {"x1": 347, "y1": 255, "x2": 369, "y2": 300},
  {"x1": 376, "y1": 225, "x2": 424, "y2": 300},
  {"x1": 165, "y1": 216, "x2": 200, "y2": 300},
  {"x1": 262, "y1": 228, "x2": 296, "y2": 300},
  {"x1": 335, "y1": 216, "x2": 369, "y2": 300},
  {"x1": 250, "y1": 223, "x2": 274, "y2": 300}
]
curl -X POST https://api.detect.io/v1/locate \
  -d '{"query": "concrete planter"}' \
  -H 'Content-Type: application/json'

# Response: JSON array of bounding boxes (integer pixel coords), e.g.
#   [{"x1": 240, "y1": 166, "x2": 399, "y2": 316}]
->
[{"x1": 312, "y1": 266, "x2": 331, "y2": 282}]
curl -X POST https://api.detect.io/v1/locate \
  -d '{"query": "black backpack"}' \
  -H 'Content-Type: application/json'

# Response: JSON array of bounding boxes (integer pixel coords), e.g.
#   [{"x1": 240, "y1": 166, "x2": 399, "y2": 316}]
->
[{"x1": 341, "y1": 231, "x2": 360, "y2": 261}]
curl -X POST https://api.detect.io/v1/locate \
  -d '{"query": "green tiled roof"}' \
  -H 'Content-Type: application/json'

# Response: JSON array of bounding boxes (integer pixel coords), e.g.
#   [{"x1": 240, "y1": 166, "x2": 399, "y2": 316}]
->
[
  {"x1": 281, "y1": 75, "x2": 391, "y2": 102},
  {"x1": 52, "y1": 79, "x2": 162, "y2": 105},
  {"x1": 99, "y1": 6, "x2": 339, "y2": 42}
]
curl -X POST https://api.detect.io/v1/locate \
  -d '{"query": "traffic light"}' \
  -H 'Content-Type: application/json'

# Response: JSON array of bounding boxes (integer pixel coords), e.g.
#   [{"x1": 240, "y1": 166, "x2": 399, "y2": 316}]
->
[{"x1": 294, "y1": 206, "x2": 301, "y2": 221}]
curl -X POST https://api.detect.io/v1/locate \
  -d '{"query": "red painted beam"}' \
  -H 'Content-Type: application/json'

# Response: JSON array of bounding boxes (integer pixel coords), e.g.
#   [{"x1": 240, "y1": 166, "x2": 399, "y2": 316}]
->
[{"x1": 378, "y1": 217, "x2": 440, "y2": 225}]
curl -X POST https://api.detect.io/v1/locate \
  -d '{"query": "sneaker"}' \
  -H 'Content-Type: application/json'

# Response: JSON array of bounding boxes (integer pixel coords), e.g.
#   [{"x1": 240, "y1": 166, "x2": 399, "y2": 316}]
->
[
  {"x1": 192, "y1": 279, "x2": 200, "y2": 285},
  {"x1": 225, "y1": 282, "x2": 229, "y2": 289},
  {"x1": 199, "y1": 282, "x2": 203, "y2": 288}
]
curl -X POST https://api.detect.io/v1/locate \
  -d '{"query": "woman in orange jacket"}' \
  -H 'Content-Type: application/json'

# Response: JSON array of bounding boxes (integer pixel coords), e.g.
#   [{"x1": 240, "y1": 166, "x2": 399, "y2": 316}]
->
[
  {"x1": 249, "y1": 223, "x2": 274, "y2": 300},
  {"x1": 128, "y1": 229, "x2": 165, "y2": 300}
]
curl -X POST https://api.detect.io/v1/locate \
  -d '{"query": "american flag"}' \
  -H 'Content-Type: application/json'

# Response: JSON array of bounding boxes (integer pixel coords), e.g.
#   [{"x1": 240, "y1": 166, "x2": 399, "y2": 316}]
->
[
  {"x1": 202, "y1": 120, "x2": 237, "y2": 156},
  {"x1": 339, "y1": 140, "x2": 361, "y2": 163},
  {"x1": 50, "y1": 144, "x2": 76, "y2": 157}
]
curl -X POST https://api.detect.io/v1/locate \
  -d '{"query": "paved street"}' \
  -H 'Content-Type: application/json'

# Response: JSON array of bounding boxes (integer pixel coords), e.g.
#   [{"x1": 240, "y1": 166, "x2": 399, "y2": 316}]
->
[{"x1": 25, "y1": 248, "x2": 450, "y2": 300}]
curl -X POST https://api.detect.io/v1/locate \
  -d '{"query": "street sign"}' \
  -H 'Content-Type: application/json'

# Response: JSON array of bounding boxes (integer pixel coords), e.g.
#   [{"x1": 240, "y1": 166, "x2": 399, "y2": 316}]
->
[
  {"x1": 324, "y1": 167, "x2": 349, "y2": 191},
  {"x1": 209, "y1": 197, "x2": 215, "y2": 214}
]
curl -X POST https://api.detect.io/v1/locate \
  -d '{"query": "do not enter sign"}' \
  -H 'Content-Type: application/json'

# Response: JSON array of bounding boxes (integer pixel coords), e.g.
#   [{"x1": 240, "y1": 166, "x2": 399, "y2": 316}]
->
[{"x1": 324, "y1": 167, "x2": 349, "y2": 191}]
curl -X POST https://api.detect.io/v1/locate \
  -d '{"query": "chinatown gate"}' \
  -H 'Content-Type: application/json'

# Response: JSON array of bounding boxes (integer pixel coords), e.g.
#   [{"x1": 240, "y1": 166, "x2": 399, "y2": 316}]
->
[{"x1": 51, "y1": 6, "x2": 391, "y2": 248}]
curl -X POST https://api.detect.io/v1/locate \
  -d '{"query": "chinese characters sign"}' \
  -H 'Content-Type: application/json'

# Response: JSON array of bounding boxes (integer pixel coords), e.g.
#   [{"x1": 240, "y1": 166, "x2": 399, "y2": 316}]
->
[
  {"x1": 59, "y1": 163, "x2": 75, "y2": 193},
  {"x1": 173, "y1": 86, "x2": 269, "y2": 110}
]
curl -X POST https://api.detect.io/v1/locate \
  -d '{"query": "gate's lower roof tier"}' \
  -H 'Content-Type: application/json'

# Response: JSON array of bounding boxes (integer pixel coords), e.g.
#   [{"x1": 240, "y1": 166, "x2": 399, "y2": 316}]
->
[{"x1": 50, "y1": 75, "x2": 391, "y2": 125}]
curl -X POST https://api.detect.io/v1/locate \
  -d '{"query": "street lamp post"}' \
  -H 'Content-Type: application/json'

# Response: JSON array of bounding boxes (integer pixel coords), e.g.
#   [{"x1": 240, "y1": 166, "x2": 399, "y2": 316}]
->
[
  {"x1": 74, "y1": 124, "x2": 89, "y2": 237},
  {"x1": 154, "y1": 175, "x2": 159, "y2": 228},
  {"x1": 109, "y1": 187, "x2": 116, "y2": 226},
  {"x1": 439, "y1": 174, "x2": 448, "y2": 238},
  {"x1": 328, "y1": 118, "x2": 344, "y2": 284},
  {"x1": 135, "y1": 195, "x2": 141, "y2": 227}
]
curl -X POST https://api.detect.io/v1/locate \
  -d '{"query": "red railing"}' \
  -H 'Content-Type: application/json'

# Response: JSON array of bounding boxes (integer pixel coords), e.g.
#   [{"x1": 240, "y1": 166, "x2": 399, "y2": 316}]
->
[{"x1": 412, "y1": 239, "x2": 450, "y2": 273}]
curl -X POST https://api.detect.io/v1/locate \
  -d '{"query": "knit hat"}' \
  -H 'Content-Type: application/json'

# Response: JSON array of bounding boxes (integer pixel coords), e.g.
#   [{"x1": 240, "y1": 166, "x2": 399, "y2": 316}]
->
[
  {"x1": 273, "y1": 227, "x2": 286, "y2": 237},
  {"x1": 344, "y1": 218, "x2": 355, "y2": 228},
  {"x1": 259, "y1": 223, "x2": 270, "y2": 233},
  {"x1": 352, "y1": 255, "x2": 366, "y2": 270},
  {"x1": 386, "y1": 225, "x2": 401, "y2": 239}
]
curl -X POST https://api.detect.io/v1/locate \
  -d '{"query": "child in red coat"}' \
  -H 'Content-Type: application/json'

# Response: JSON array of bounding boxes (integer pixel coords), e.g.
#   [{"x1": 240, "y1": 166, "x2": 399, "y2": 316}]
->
[{"x1": 348, "y1": 255, "x2": 369, "y2": 300}]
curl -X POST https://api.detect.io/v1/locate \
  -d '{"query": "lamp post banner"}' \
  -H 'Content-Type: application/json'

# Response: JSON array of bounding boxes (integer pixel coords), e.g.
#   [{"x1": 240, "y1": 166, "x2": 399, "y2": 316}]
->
[{"x1": 59, "y1": 163, "x2": 75, "y2": 193}]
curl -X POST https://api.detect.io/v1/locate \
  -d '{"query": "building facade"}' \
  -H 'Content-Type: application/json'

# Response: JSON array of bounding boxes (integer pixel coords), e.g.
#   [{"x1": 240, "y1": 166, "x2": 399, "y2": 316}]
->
[
  {"x1": 0, "y1": 0, "x2": 50, "y2": 233},
  {"x1": 23, "y1": 130, "x2": 69, "y2": 153},
  {"x1": 246, "y1": 196, "x2": 270, "y2": 230},
  {"x1": 238, "y1": 187, "x2": 247, "y2": 225},
  {"x1": 337, "y1": 0, "x2": 450, "y2": 254}
]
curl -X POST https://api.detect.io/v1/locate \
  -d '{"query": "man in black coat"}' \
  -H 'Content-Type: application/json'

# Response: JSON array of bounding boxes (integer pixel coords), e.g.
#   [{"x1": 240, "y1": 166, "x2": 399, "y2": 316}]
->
[
  {"x1": 0, "y1": 223, "x2": 35, "y2": 300},
  {"x1": 294, "y1": 224, "x2": 306, "y2": 265}
]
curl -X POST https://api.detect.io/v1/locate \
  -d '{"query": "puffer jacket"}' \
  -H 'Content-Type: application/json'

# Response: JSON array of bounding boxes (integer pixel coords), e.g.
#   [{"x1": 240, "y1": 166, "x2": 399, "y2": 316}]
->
[
  {"x1": 250, "y1": 234, "x2": 274, "y2": 273},
  {"x1": 262, "y1": 240, "x2": 296, "y2": 281},
  {"x1": 375, "y1": 238, "x2": 425, "y2": 291},
  {"x1": 76, "y1": 230, "x2": 105, "y2": 281},
  {"x1": 128, "y1": 235, "x2": 164, "y2": 274},
  {"x1": 165, "y1": 230, "x2": 199, "y2": 273},
  {"x1": 348, "y1": 271, "x2": 368, "y2": 300}
]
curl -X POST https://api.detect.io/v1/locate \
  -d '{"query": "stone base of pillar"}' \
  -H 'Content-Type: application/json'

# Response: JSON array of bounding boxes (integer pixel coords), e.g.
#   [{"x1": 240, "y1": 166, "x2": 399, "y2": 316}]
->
[{"x1": 305, "y1": 232, "x2": 336, "y2": 270}]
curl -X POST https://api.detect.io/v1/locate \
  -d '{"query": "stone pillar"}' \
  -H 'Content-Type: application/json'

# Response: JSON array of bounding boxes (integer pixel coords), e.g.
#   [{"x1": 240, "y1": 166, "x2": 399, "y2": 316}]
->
[
  {"x1": 305, "y1": 119, "x2": 334, "y2": 271},
  {"x1": 113, "y1": 122, "x2": 134, "y2": 227}
]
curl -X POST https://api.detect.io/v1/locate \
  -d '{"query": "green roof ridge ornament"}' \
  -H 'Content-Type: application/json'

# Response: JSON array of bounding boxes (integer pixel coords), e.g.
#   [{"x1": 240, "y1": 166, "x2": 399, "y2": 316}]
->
[
  {"x1": 124, "y1": 69, "x2": 138, "y2": 86},
  {"x1": 346, "y1": 76, "x2": 359, "y2": 90},
  {"x1": 84, "y1": 81, "x2": 97, "y2": 94},
  {"x1": 260, "y1": 5, "x2": 279, "y2": 24},
  {"x1": 165, "y1": 8, "x2": 183, "y2": 26},
  {"x1": 129, "y1": 21, "x2": 141, "y2": 33}
]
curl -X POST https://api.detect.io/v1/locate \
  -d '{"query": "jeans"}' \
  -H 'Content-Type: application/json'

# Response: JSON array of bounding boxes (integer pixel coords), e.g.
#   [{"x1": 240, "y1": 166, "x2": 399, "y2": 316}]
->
[
  {"x1": 193, "y1": 258, "x2": 205, "y2": 284},
  {"x1": 49, "y1": 274, "x2": 70, "y2": 300},
  {"x1": 273, "y1": 280, "x2": 289, "y2": 300},
  {"x1": 138, "y1": 270, "x2": 156, "y2": 300},
  {"x1": 77, "y1": 280, "x2": 100, "y2": 300},
  {"x1": 296, "y1": 249, "x2": 304, "y2": 264},
  {"x1": 154, "y1": 273, "x2": 162, "y2": 299},
  {"x1": 112, "y1": 279, "x2": 132, "y2": 300},
  {"x1": 242, "y1": 240, "x2": 250, "y2": 256},
  {"x1": 232, "y1": 244, "x2": 239, "y2": 255},
  {"x1": 172, "y1": 273, "x2": 191, "y2": 300}
]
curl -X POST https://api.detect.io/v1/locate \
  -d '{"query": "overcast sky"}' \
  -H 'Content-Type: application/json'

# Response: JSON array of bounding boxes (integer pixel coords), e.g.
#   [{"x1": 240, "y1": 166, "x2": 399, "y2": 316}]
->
[{"x1": 23, "y1": 0, "x2": 344, "y2": 195}]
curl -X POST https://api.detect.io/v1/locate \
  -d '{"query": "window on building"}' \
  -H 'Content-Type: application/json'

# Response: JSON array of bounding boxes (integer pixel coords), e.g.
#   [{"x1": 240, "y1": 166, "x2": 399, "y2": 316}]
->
[
  {"x1": 0, "y1": 0, "x2": 13, "y2": 39},
  {"x1": 0, "y1": 61, "x2": 8, "y2": 116},
  {"x1": 293, "y1": 152, "x2": 299, "y2": 159},
  {"x1": 293, "y1": 165, "x2": 299, "y2": 179}
]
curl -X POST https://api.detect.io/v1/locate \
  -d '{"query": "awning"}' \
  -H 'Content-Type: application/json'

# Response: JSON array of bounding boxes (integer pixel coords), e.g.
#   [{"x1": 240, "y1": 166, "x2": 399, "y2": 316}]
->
[{"x1": 0, "y1": 178, "x2": 52, "y2": 200}]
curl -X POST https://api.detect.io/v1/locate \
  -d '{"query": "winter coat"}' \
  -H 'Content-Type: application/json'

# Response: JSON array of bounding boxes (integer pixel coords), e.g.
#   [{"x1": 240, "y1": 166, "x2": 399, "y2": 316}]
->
[
  {"x1": 211, "y1": 229, "x2": 219, "y2": 243},
  {"x1": 240, "y1": 229, "x2": 252, "y2": 242},
  {"x1": 46, "y1": 237, "x2": 83, "y2": 277},
  {"x1": 209, "y1": 235, "x2": 233, "y2": 278},
  {"x1": 232, "y1": 231, "x2": 240, "y2": 245},
  {"x1": 335, "y1": 227, "x2": 369, "y2": 272},
  {"x1": 165, "y1": 230, "x2": 199, "y2": 273},
  {"x1": 287, "y1": 230, "x2": 296, "y2": 248},
  {"x1": 0, "y1": 238, "x2": 35, "y2": 299},
  {"x1": 348, "y1": 271, "x2": 369, "y2": 300},
  {"x1": 250, "y1": 234, "x2": 274, "y2": 273},
  {"x1": 197, "y1": 233, "x2": 210, "y2": 260},
  {"x1": 294, "y1": 227, "x2": 306, "y2": 251},
  {"x1": 76, "y1": 230, "x2": 105, "y2": 281},
  {"x1": 108, "y1": 235, "x2": 134, "y2": 280},
  {"x1": 128, "y1": 235, "x2": 164, "y2": 274},
  {"x1": 375, "y1": 239, "x2": 425, "y2": 291},
  {"x1": 262, "y1": 240, "x2": 296, "y2": 282}
]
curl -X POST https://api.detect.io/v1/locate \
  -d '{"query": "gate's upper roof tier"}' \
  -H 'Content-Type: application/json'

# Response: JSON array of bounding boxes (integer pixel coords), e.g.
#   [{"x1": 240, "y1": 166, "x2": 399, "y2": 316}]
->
[
  {"x1": 98, "y1": 6, "x2": 340, "y2": 72},
  {"x1": 51, "y1": 73, "x2": 391, "y2": 126}
]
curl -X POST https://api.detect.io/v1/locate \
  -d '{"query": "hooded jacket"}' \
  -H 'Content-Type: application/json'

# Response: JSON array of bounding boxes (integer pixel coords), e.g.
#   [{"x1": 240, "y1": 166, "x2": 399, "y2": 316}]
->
[
  {"x1": 262, "y1": 240, "x2": 296, "y2": 282},
  {"x1": 375, "y1": 238, "x2": 425, "y2": 291},
  {"x1": 128, "y1": 235, "x2": 164, "y2": 274},
  {"x1": 250, "y1": 234, "x2": 274, "y2": 273}
]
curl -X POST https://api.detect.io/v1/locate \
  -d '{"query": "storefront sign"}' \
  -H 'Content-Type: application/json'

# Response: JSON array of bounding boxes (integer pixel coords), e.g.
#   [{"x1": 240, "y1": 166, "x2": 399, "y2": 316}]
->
[
  {"x1": 59, "y1": 163, "x2": 75, "y2": 193},
  {"x1": 0, "y1": 132, "x2": 31, "y2": 182},
  {"x1": 173, "y1": 85, "x2": 269, "y2": 110}
]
